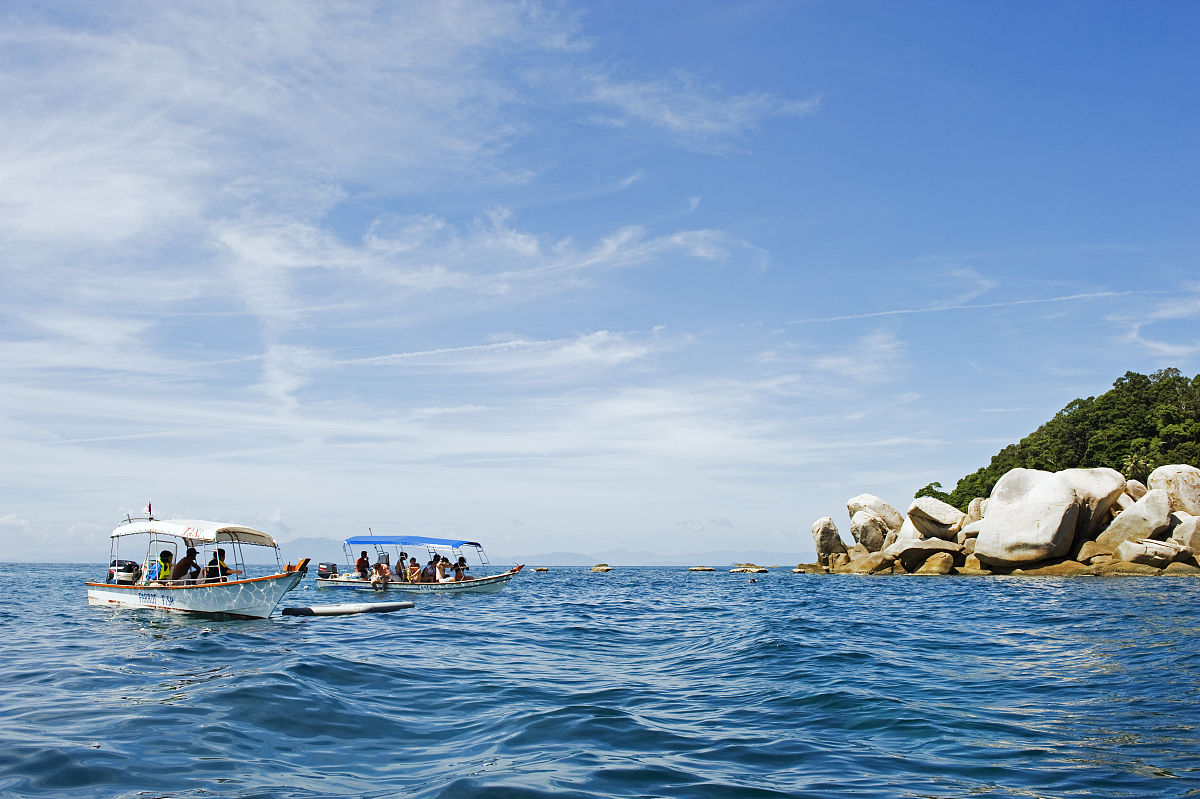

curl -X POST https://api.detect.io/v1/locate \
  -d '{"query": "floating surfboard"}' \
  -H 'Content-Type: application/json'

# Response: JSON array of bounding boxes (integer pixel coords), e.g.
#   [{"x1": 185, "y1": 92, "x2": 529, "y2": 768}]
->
[{"x1": 281, "y1": 600, "x2": 415, "y2": 616}]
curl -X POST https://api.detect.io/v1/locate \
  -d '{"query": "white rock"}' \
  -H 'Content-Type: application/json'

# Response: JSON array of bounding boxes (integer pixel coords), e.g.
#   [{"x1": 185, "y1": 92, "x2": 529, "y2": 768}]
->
[
  {"x1": 1172, "y1": 516, "x2": 1200, "y2": 551},
  {"x1": 1096, "y1": 489, "x2": 1172, "y2": 548},
  {"x1": 883, "y1": 537, "x2": 963, "y2": 572},
  {"x1": 956, "y1": 519, "x2": 984, "y2": 544},
  {"x1": 1148, "y1": 464, "x2": 1200, "y2": 515},
  {"x1": 811, "y1": 516, "x2": 848, "y2": 568},
  {"x1": 974, "y1": 468, "x2": 1080, "y2": 567},
  {"x1": 1126, "y1": 479, "x2": 1148, "y2": 500},
  {"x1": 1057, "y1": 467, "x2": 1126, "y2": 540},
  {"x1": 907, "y1": 496, "x2": 966, "y2": 541},
  {"x1": 846, "y1": 494, "x2": 904, "y2": 533},
  {"x1": 849, "y1": 510, "x2": 889, "y2": 552},
  {"x1": 1115, "y1": 538, "x2": 1188, "y2": 568},
  {"x1": 965, "y1": 497, "x2": 985, "y2": 525}
]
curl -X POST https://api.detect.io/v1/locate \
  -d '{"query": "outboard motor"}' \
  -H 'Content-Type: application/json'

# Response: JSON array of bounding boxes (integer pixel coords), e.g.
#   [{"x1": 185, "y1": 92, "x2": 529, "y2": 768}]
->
[
  {"x1": 108, "y1": 559, "x2": 141, "y2": 584},
  {"x1": 317, "y1": 562, "x2": 339, "y2": 579}
]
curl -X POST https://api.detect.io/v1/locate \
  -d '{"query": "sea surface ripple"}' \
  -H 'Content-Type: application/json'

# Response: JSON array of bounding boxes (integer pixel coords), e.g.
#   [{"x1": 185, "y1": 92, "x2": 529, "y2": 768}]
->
[{"x1": 2, "y1": 564, "x2": 1199, "y2": 797}]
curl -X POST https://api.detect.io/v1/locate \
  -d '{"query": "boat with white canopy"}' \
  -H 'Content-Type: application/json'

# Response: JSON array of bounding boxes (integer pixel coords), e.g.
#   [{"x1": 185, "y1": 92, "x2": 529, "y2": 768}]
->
[
  {"x1": 86, "y1": 515, "x2": 309, "y2": 618},
  {"x1": 316, "y1": 535, "x2": 522, "y2": 594}
]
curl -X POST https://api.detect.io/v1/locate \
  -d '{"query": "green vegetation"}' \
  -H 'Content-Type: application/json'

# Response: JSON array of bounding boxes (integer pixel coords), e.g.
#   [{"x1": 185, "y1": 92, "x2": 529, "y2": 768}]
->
[{"x1": 917, "y1": 369, "x2": 1200, "y2": 510}]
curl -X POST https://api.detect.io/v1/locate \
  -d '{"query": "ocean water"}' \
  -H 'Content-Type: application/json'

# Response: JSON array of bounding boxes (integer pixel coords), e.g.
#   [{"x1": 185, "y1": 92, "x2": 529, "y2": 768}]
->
[{"x1": 2, "y1": 564, "x2": 1198, "y2": 798}]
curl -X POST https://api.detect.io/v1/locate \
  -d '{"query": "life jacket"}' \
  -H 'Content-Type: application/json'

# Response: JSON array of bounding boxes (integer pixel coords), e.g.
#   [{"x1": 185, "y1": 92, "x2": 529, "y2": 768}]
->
[
  {"x1": 155, "y1": 558, "x2": 172, "y2": 581},
  {"x1": 204, "y1": 557, "x2": 221, "y2": 580}
]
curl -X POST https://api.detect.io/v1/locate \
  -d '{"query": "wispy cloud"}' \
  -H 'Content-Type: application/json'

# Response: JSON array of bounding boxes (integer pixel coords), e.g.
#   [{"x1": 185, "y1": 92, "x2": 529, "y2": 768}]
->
[
  {"x1": 787, "y1": 290, "x2": 1145, "y2": 324},
  {"x1": 583, "y1": 70, "x2": 819, "y2": 150}
]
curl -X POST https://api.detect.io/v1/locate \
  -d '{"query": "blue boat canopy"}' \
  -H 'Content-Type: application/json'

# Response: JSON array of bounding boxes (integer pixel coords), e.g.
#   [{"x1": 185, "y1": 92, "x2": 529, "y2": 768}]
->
[{"x1": 343, "y1": 535, "x2": 482, "y2": 548}]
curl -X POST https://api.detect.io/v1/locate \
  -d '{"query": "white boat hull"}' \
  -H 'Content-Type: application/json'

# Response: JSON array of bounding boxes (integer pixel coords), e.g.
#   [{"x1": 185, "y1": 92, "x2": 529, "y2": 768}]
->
[
  {"x1": 86, "y1": 571, "x2": 306, "y2": 619},
  {"x1": 316, "y1": 566, "x2": 522, "y2": 594}
]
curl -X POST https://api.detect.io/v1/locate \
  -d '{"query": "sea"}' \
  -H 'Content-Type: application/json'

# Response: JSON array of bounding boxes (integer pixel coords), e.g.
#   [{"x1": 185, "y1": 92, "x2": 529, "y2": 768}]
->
[{"x1": 2, "y1": 563, "x2": 1198, "y2": 798}]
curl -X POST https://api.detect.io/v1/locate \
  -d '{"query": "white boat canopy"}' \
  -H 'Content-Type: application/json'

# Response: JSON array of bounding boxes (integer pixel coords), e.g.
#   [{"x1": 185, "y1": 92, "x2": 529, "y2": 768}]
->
[{"x1": 110, "y1": 519, "x2": 280, "y2": 548}]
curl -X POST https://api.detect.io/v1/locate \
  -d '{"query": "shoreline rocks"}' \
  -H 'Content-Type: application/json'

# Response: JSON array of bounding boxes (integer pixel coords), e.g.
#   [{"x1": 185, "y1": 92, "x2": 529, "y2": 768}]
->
[{"x1": 803, "y1": 463, "x2": 1200, "y2": 577}]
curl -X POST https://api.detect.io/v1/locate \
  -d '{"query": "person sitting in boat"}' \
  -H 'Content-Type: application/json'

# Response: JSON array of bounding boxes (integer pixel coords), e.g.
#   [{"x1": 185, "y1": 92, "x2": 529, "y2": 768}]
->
[
  {"x1": 437, "y1": 556, "x2": 458, "y2": 583},
  {"x1": 170, "y1": 547, "x2": 201, "y2": 583},
  {"x1": 396, "y1": 551, "x2": 409, "y2": 581},
  {"x1": 204, "y1": 548, "x2": 242, "y2": 582},
  {"x1": 454, "y1": 556, "x2": 472, "y2": 581},
  {"x1": 421, "y1": 557, "x2": 437, "y2": 583},
  {"x1": 355, "y1": 550, "x2": 370, "y2": 579},
  {"x1": 370, "y1": 561, "x2": 392, "y2": 589},
  {"x1": 150, "y1": 550, "x2": 173, "y2": 582},
  {"x1": 406, "y1": 557, "x2": 421, "y2": 583}
]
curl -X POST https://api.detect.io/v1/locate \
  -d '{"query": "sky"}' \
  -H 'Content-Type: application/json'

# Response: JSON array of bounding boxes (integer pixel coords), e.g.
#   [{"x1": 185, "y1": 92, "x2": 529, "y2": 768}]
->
[{"x1": 1, "y1": 0, "x2": 1197, "y2": 563}]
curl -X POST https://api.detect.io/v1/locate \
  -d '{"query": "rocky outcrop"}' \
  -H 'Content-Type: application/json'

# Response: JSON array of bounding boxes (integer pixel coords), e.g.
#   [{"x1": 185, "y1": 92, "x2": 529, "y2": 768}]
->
[
  {"x1": 846, "y1": 494, "x2": 904, "y2": 533},
  {"x1": 974, "y1": 469, "x2": 1079, "y2": 567},
  {"x1": 1095, "y1": 489, "x2": 1172, "y2": 548},
  {"x1": 849, "y1": 510, "x2": 889, "y2": 552},
  {"x1": 805, "y1": 465, "x2": 1200, "y2": 577},
  {"x1": 811, "y1": 517, "x2": 848, "y2": 570},
  {"x1": 1148, "y1": 464, "x2": 1200, "y2": 515},
  {"x1": 907, "y1": 496, "x2": 966, "y2": 541},
  {"x1": 1057, "y1": 467, "x2": 1126, "y2": 539}
]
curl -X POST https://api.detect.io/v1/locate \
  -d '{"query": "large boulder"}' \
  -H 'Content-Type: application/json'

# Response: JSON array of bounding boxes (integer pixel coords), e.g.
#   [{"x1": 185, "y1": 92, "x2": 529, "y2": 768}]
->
[
  {"x1": 1115, "y1": 538, "x2": 1188, "y2": 568},
  {"x1": 964, "y1": 497, "x2": 986, "y2": 525},
  {"x1": 883, "y1": 536, "x2": 962, "y2": 572},
  {"x1": 835, "y1": 551, "x2": 896, "y2": 575},
  {"x1": 1148, "y1": 464, "x2": 1200, "y2": 515},
  {"x1": 811, "y1": 516, "x2": 848, "y2": 569},
  {"x1": 849, "y1": 510, "x2": 889, "y2": 552},
  {"x1": 974, "y1": 468, "x2": 1080, "y2": 567},
  {"x1": 1057, "y1": 467, "x2": 1126, "y2": 540},
  {"x1": 1096, "y1": 489, "x2": 1172, "y2": 548},
  {"x1": 957, "y1": 519, "x2": 984, "y2": 544},
  {"x1": 1172, "y1": 516, "x2": 1200, "y2": 551},
  {"x1": 907, "y1": 496, "x2": 966, "y2": 541},
  {"x1": 1075, "y1": 540, "x2": 1113, "y2": 564},
  {"x1": 914, "y1": 552, "x2": 954, "y2": 575},
  {"x1": 846, "y1": 494, "x2": 904, "y2": 533},
  {"x1": 1126, "y1": 479, "x2": 1148, "y2": 500}
]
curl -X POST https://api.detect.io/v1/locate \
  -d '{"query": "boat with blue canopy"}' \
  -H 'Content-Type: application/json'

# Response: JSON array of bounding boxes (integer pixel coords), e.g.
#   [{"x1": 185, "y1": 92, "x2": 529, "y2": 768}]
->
[{"x1": 316, "y1": 534, "x2": 523, "y2": 594}]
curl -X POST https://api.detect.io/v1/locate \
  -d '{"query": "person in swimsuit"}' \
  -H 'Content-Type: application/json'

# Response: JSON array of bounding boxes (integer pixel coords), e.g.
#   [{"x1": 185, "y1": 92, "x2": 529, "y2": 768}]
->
[{"x1": 406, "y1": 557, "x2": 421, "y2": 583}]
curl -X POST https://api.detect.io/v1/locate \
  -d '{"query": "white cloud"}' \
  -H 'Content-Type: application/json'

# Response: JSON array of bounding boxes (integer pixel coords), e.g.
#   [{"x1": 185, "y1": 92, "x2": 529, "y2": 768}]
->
[{"x1": 584, "y1": 70, "x2": 819, "y2": 150}]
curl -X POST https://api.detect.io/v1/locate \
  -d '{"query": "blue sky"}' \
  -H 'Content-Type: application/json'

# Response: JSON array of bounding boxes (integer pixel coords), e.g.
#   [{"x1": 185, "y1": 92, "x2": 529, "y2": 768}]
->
[{"x1": 1, "y1": 1, "x2": 1197, "y2": 562}]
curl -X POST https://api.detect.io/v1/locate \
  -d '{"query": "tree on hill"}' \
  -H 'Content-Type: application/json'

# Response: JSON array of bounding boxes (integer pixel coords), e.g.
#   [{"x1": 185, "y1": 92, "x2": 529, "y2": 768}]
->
[{"x1": 916, "y1": 369, "x2": 1200, "y2": 510}]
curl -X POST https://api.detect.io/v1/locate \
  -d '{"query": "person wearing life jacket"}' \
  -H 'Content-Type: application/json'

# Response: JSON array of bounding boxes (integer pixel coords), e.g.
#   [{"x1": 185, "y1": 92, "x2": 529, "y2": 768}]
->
[
  {"x1": 152, "y1": 550, "x2": 173, "y2": 582},
  {"x1": 204, "y1": 548, "x2": 242, "y2": 582},
  {"x1": 354, "y1": 551, "x2": 370, "y2": 579}
]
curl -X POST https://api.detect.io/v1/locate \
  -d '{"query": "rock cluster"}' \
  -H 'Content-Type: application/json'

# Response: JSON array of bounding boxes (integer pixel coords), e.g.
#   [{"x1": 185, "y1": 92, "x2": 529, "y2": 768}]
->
[{"x1": 807, "y1": 464, "x2": 1200, "y2": 576}]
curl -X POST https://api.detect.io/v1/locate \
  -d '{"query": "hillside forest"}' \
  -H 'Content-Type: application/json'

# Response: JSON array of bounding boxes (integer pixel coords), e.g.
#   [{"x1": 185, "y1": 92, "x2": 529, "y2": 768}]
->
[{"x1": 917, "y1": 369, "x2": 1200, "y2": 511}]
